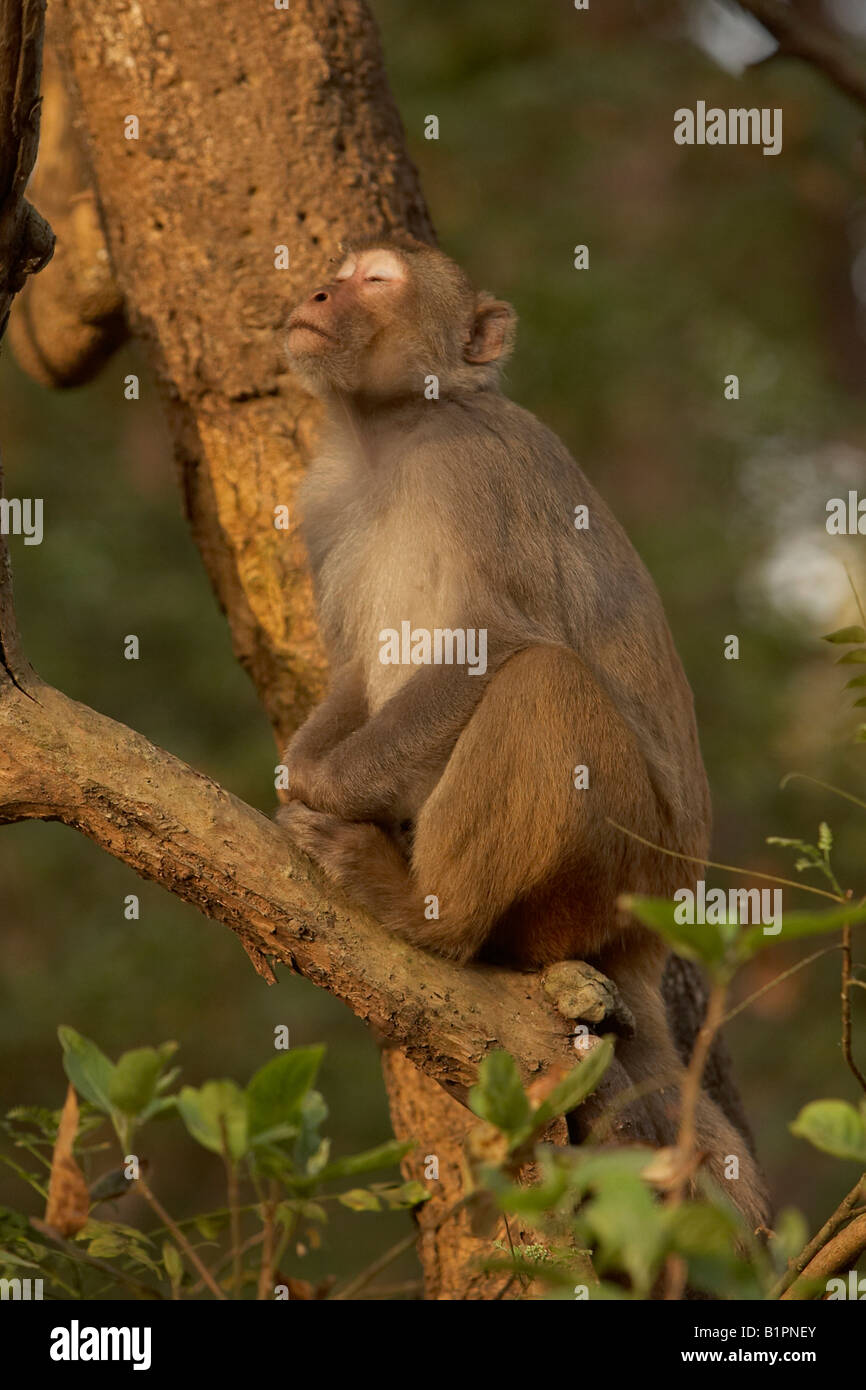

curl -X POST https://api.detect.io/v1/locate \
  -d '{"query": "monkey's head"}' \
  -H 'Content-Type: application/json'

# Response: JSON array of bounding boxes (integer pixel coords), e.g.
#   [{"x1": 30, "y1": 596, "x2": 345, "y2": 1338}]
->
[{"x1": 285, "y1": 237, "x2": 516, "y2": 400}]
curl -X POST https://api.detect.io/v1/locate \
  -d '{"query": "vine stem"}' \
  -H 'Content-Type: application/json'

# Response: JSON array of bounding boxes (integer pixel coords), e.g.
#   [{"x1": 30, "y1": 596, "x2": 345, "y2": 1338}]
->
[
  {"x1": 137, "y1": 1177, "x2": 226, "y2": 1300},
  {"x1": 663, "y1": 978, "x2": 728, "y2": 1301},
  {"x1": 607, "y1": 819, "x2": 842, "y2": 902},
  {"x1": 841, "y1": 923, "x2": 866, "y2": 1096}
]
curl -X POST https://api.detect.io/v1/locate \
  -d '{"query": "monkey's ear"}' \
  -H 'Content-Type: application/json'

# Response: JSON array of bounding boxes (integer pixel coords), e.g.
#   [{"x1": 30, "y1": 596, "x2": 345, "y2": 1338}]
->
[{"x1": 463, "y1": 295, "x2": 516, "y2": 365}]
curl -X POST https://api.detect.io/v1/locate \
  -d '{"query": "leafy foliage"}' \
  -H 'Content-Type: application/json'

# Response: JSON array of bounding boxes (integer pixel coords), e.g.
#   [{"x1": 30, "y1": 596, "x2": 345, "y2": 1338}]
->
[{"x1": 0, "y1": 1033, "x2": 425, "y2": 1300}]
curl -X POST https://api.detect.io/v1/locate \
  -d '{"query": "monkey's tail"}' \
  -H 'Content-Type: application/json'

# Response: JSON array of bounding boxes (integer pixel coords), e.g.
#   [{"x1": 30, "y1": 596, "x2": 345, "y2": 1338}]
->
[{"x1": 598, "y1": 952, "x2": 771, "y2": 1234}]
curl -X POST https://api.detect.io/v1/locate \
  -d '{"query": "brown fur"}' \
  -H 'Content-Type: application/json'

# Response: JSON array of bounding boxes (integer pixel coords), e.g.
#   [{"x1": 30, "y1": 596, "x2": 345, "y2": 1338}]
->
[{"x1": 279, "y1": 240, "x2": 769, "y2": 1230}]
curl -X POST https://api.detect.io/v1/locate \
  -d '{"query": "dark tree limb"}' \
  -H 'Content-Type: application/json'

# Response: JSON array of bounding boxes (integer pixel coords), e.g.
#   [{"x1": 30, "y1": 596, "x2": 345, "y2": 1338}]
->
[
  {"x1": 0, "y1": 0, "x2": 54, "y2": 334},
  {"x1": 733, "y1": 0, "x2": 866, "y2": 109}
]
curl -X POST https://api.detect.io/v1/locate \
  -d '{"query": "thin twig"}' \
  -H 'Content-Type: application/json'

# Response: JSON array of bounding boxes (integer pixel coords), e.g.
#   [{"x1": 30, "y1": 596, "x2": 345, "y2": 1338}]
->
[
  {"x1": 663, "y1": 979, "x2": 728, "y2": 1300},
  {"x1": 257, "y1": 1186, "x2": 278, "y2": 1302},
  {"x1": 780, "y1": 773, "x2": 866, "y2": 815},
  {"x1": 137, "y1": 1177, "x2": 226, "y2": 1300},
  {"x1": 841, "y1": 924, "x2": 866, "y2": 1096},
  {"x1": 782, "y1": 1211, "x2": 866, "y2": 1299},
  {"x1": 722, "y1": 944, "x2": 843, "y2": 1025},
  {"x1": 330, "y1": 1227, "x2": 421, "y2": 1301},
  {"x1": 607, "y1": 819, "x2": 842, "y2": 902},
  {"x1": 30, "y1": 1217, "x2": 162, "y2": 1300},
  {"x1": 769, "y1": 1175, "x2": 864, "y2": 1300},
  {"x1": 187, "y1": 1231, "x2": 265, "y2": 1297},
  {"x1": 734, "y1": 0, "x2": 866, "y2": 110},
  {"x1": 219, "y1": 1118, "x2": 242, "y2": 1297}
]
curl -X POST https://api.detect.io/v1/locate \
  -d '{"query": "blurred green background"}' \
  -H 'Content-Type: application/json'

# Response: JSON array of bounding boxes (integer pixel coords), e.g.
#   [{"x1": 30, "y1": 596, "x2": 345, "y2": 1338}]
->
[{"x1": 2, "y1": 0, "x2": 866, "y2": 1286}]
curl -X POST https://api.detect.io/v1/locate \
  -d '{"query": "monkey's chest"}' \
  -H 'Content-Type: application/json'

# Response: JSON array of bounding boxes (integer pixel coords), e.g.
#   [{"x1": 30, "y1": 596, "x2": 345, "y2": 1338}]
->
[{"x1": 326, "y1": 519, "x2": 463, "y2": 714}]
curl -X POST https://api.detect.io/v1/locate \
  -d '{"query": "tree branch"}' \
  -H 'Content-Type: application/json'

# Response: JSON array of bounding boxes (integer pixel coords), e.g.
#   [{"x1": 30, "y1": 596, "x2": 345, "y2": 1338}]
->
[
  {"x1": 782, "y1": 1210, "x2": 866, "y2": 1300},
  {"x1": 733, "y1": 0, "x2": 866, "y2": 110},
  {"x1": 0, "y1": 546, "x2": 583, "y2": 1103},
  {"x1": 0, "y1": 0, "x2": 54, "y2": 334},
  {"x1": 7, "y1": 16, "x2": 127, "y2": 387}
]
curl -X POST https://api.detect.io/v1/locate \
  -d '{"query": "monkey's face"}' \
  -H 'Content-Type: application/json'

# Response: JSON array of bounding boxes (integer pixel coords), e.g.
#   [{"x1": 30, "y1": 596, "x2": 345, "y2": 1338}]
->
[
  {"x1": 285, "y1": 241, "x2": 517, "y2": 400},
  {"x1": 286, "y1": 248, "x2": 410, "y2": 395}
]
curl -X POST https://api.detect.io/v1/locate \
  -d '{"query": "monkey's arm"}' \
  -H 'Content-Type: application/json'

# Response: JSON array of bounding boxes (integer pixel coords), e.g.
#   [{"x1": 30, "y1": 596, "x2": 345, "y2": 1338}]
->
[
  {"x1": 283, "y1": 664, "x2": 369, "y2": 785},
  {"x1": 291, "y1": 643, "x2": 518, "y2": 825}
]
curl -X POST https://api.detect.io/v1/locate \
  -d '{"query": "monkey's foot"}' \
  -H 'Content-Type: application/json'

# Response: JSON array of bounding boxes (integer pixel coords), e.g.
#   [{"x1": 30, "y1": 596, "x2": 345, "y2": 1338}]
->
[
  {"x1": 276, "y1": 800, "x2": 390, "y2": 889},
  {"x1": 542, "y1": 960, "x2": 635, "y2": 1038},
  {"x1": 276, "y1": 800, "x2": 351, "y2": 871}
]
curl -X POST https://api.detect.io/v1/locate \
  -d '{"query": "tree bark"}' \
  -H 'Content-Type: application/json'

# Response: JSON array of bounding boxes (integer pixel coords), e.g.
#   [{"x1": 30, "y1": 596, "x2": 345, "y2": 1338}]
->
[
  {"x1": 0, "y1": 587, "x2": 591, "y2": 1104},
  {"x1": 2, "y1": 0, "x2": 752, "y2": 1299},
  {"x1": 3, "y1": 0, "x2": 564, "y2": 1298}
]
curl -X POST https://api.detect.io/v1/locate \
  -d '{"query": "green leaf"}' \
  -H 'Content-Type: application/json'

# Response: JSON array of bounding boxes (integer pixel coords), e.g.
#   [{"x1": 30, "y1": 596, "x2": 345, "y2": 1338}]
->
[
  {"x1": 374, "y1": 1180, "x2": 429, "y2": 1210},
  {"x1": 772, "y1": 1208, "x2": 809, "y2": 1272},
  {"x1": 736, "y1": 900, "x2": 866, "y2": 962},
  {"x1": 296, "y1": 1201, "x2": 327, "y2": 1224},
  {"x1": 822, "y1": 626, "x2": 866, "y2": 644},
  {"x1": 666, "y1": 1201, "x2": 741, "y2": 1256},
  {"x1": 58, "y1": 1027, "x2": 116, "y2": 1115},
  {"x1": 294, "y1": 1090, "x2": 329, "y2": 1174},
  {"x1": 138, "y1": 1095, "x2": 178, "y2": 1124},
  {"x1": 155, "y1": 1065, "x2": 181, "y2": 1094},
  {"x1": 582, "y1": 1177, "x2": 664, "y2": 1295},
  {"x1": 177, "y1": 1081, "x2": 248, "y2": 1161},
  {"x1": 162, "y1": 1241, "x2": 184, "y2": 1286},
  {"x1": 766, "y1": 837, "x2": 816, "y2": 859},
  {"x1": 844, "y1": 674, "x2": 866, "y2": 688},
  {"x1": 532, "y1": 1040, "x2": 614, "y2": 1131},
  {"x1": 193, "y1": 1213, "x2": 227, "y2": 1241},
  {"x1": 108, "y1": 1048, "x2": 165, "y2": 1117},
  {"x1": 619, "y1": 895, "x2": 730, "y2": 970},
  {"x1": 836, "y1": 649, "x2": 866, "y2": 664},
  {"x1": 338, "y1": 1188, "x2": 381, "y2": 1212},
  {"x1": 790, "y1": 1100, "x2": 866, "y2": 1162},
  {"x1": 317, "y1": 1139, "x2": 411, "y2": 1182},
  {"x1": 247, "y1": 1047, "x2": 324, "y2": 1140},
  {"x1": 468, "y1": 1052, "x2": 532, "y2": 1137}
]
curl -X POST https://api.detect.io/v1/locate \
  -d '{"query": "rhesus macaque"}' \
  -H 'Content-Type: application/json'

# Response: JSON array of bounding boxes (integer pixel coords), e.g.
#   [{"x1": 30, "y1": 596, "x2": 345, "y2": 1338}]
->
[{"x1": 279, "y1": 235, "x2": 768, "y2": 1229}]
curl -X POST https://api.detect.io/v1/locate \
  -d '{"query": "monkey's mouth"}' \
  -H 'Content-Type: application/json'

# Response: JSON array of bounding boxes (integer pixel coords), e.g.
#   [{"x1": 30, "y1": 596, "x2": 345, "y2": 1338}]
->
[{"x1": 288, "y1": 318, "x2": 335, "y2": 344}]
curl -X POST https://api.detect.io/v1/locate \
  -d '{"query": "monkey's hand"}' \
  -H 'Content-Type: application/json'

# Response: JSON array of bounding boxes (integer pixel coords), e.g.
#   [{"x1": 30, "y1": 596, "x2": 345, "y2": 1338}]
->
[
  {"x1": 542, "y1": 960, "x2": 635, "y2": 1039},
  {"x1": 281, "y1": 752, "x2": 323, "y2": 809}
]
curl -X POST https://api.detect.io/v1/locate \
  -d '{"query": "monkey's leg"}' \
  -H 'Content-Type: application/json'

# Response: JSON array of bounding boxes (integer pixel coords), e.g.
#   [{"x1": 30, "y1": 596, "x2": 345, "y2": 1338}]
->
[
  {"x1": 290, "y1": 635, "x2": 519, "y2": 826},
  {"x1": 280, "y1": 644, "x2": 642, "y2": 961},
  {"x1": 288, "y1": 665, "x2": 368, "y2": 755},
  {"x1": 281, "y1": 644, "x2": 769, "y2": 1227},
  {"x1": 280, "y1": 663, "x2": 369, "y2": 800}
]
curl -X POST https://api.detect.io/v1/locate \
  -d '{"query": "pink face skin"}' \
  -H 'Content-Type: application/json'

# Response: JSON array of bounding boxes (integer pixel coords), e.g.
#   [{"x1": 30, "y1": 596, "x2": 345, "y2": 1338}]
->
[{"x1": 286, "y1": 249, "x2": 407, "y2": 358}]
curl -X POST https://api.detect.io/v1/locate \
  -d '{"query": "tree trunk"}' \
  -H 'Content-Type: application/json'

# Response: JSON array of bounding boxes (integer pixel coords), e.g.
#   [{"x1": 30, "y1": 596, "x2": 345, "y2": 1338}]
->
[{"x1": 7, "y1": 0, "x2": 518, "y2": 1299}]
